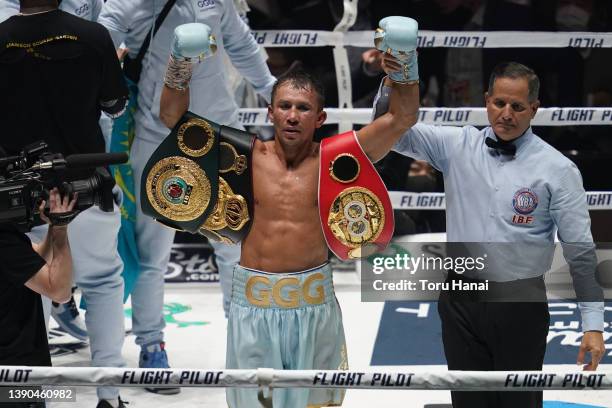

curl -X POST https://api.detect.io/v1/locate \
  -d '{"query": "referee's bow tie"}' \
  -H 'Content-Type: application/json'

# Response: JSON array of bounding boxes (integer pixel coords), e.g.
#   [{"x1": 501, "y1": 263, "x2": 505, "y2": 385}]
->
[{"x1": 485, "y1": 137, "x2": 516, "y2": 156}]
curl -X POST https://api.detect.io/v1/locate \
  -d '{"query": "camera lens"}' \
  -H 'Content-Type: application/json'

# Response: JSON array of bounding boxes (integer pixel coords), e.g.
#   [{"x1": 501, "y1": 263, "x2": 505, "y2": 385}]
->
[{"x1": 62, "y1": 168, "x2": 115, "y2": 213}]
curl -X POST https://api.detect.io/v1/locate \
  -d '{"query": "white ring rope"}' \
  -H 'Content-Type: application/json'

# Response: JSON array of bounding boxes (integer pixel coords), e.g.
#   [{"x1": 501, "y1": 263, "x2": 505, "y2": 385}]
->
[
  {"x1": 389, "y1": 191, "x2": 612, "y2": 211},
  {"x1": 249, "y1": 13, "x2": 612, "y2": 130},
  {"x1": 1, "y1": 366, "x2": 610, "y2": 391},
  {"x1": 249, "y1": 3, "x2": 612, "y2": 136},
  {"x1": 252, "y1": 30, "x2": 612, "y2": 48},
  {"x1": 238, "y1": 107, "x2": 612, "y2": 126},
  {"x1": 331, "y1": 0, "x2": 359, "y2": 132}
]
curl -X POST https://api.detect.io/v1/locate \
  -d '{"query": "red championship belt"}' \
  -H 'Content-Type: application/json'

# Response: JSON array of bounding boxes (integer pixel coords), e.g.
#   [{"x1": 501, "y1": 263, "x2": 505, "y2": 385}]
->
[{"x1": 319, "y1": 131, "x2": 394, "y2": 260}]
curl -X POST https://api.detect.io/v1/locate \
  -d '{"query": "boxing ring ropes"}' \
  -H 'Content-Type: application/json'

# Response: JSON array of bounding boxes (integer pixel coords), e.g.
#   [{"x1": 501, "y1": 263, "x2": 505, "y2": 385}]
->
[
  {"x1": 3, "y1": 3, "x2": 612, "y2": 404},
  {"x1": 232, "y1": 2, "x2": 612, "y2": 211},
  {"x1": 0, "y1": 366, "x2": 611, "y2": 392}
]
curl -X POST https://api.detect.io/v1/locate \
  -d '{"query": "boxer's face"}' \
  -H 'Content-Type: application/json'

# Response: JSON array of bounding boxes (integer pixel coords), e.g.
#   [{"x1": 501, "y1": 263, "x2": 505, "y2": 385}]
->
[
  {"x1": 268, "y1": 83, "x2": 326, "y2": 148},
  {"x1": 485, "y1": 77, "x2": 539, "y2": 141}
]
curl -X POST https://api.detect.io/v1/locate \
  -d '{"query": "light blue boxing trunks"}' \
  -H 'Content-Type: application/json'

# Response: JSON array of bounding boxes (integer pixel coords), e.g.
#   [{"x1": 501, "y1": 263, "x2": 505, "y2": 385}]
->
[{"x1": 226, "y1": 263, "x2": 348, "y2": 408}]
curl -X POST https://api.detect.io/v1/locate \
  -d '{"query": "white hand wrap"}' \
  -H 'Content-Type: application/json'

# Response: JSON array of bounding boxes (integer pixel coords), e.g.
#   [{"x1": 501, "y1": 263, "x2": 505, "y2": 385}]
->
[{"x1": 163, "y1": 54, "x2": 194, "y2": 91}]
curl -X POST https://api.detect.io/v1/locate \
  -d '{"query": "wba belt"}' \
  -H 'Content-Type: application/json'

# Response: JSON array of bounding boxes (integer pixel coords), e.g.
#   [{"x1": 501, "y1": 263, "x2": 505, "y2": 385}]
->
[
  {"x1": 319, "y1": 131, "x2": 394, "y2": 260},
  {"x1": 141, "y1": 111, "x2": 253, "y2": 244}
]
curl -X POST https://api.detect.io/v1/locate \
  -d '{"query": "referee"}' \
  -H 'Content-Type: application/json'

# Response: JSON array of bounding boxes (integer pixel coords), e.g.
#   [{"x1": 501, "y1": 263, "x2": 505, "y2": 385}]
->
[{"x1": 374, "y1": 59, "x2": 605, "y2": 408}]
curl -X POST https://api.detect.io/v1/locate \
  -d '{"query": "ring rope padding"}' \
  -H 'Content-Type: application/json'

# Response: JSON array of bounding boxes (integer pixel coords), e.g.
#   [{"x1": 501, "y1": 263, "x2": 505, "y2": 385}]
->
[{"x1": 1, "y1": 366, "x2": 611, "y2": 390}]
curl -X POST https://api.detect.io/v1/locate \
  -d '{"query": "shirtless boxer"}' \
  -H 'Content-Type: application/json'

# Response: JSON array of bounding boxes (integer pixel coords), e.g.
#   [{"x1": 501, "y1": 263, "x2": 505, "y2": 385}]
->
[{"x1": 157, "y1": 17, "x2": 420, "y2": 408}]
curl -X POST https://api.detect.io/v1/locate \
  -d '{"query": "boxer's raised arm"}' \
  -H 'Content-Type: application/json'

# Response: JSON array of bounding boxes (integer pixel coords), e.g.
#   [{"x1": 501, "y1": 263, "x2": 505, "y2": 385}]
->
[
  {"x1": 160, "y1": 23, "x2": 217, "y2": 129},
  {"x1": 356, "y1": 17, "x2": 420, "y2": 162},
  {"x1": 357, "y1": 79, "x2": 419, "y2": 162},
  {"x1": 160, "y1": 86, "x2": 190, "y2": 129}
]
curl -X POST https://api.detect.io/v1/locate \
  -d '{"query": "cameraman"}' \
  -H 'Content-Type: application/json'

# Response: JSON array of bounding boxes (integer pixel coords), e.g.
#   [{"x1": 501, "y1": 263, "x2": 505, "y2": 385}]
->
[
  {"x1": 0, "y1": 2, "x2": 129, "y2": 407},
  {"x1": 0, "y1": 0, "x2": 106, "y2": 343},
  {"x1": 0, "y1": 188, "x2": 76, "y2": 408}
]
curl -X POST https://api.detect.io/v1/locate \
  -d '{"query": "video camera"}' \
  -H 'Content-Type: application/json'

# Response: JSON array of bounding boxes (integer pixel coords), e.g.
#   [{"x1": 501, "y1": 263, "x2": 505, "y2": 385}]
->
[{"x1": 0, "y1": 141, "x2": 128, "y2": 232}]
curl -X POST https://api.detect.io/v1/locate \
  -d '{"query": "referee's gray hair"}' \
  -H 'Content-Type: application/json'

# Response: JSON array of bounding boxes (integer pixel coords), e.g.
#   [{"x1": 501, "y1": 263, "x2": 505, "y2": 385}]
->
[{"x1": 488, "y1": 62, "x2": 540, "y2": 102}]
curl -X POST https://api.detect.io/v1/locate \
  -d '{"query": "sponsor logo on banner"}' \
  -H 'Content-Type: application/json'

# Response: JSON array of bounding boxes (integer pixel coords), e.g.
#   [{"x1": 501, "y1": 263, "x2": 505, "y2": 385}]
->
[
  {"x1": 251, "y1": 31, "x2": 267, "y2": 44},
  {"x1": 443, "y1": 35, "x2": 487, "y2": 48},
  {"x1": 251, "y1": 31, "x2": 319, "y2": 46},
  {"x1": 587, "y1": 192, "x2": 612, "y2": 209},
  {"x1": 166, "y1": 243, "x2": 218, "y2": 283},
  {"x1": 417, "y1": 108, "x2": 489, "y2": 126},
  {"x1": 569, "y1": 37, "x2": 604, "y2": 48},
  {"x1": 432, "y1": 109, "x2": 472, "y2": 123},
  {"x1": 238, "y1": 110, "x2": 270, "y2": 126},
  {"x1": 234, "y1": 107, "x2": 612, "y2": 127},
  {"x1": 416, "y1": 35, "x2": 436, "y2": 48},
  {"x1": 551, "y1": 109, "x2": 596, "y2": 122},
  {"x1": 398, "y1": 193, "x2": 445, "y2": 209},
  {"x1": 271, "y1": 32, "x2": 319, "y2": 46},
  {"x1": 389, "y1": 191, "x2": 610, "y2": 210}
]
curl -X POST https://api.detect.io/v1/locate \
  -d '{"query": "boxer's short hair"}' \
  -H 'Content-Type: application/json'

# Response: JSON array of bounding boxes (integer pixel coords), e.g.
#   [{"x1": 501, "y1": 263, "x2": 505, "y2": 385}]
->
[
  {"x1": 271, "y1": 70, "x2": 326, "y2": 110},
  {"x1": 488, "y1": 62, "x2": 540, "y2": 102}
]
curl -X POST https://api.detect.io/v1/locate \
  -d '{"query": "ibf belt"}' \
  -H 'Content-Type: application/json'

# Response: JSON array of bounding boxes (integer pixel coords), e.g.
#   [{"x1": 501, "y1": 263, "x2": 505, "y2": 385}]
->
[
  {"x1": 141, "y1": 111, "x2": 254, "y2": 244},
  {"x1": 319, "y1": 131, "x2": 394, "y2": 260}
]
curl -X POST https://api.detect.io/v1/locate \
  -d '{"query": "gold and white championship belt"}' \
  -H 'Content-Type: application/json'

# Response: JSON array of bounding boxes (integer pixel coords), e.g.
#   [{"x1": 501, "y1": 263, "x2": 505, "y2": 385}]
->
[
  {"x1": 141, "y1": 111, "x2": 253, "y2": 244},
  {"x1": 319, "y1": 131, "x2": 394, "y2": 260}
]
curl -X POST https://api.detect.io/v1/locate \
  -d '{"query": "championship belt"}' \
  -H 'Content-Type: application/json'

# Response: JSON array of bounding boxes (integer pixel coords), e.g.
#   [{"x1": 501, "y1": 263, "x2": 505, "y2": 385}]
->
[
  {"x1": 319, "y1": 131, "x2": 394, "y2": 260},
  {"x1": 141, "y1": 111, "x2": 253, "y2": 244}
]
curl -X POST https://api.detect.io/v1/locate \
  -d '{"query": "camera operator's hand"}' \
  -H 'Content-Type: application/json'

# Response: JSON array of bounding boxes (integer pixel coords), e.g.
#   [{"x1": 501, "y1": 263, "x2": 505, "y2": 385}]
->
[
  {"x1": 29, "y1": 188, "x2": 76, "y2": 303},
  {"x1": 38, "y1": 188, "x2": 78, "y2": 229}
]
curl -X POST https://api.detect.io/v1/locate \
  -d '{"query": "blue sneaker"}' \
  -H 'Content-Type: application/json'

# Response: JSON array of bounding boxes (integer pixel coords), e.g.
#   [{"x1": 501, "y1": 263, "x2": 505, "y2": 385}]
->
[
  {"x1": 51, "y1": 295, "x2": 88, "y2": 341},
  {"x1": 139, "y1": 342, "x2": 181, "y2": 395}
]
